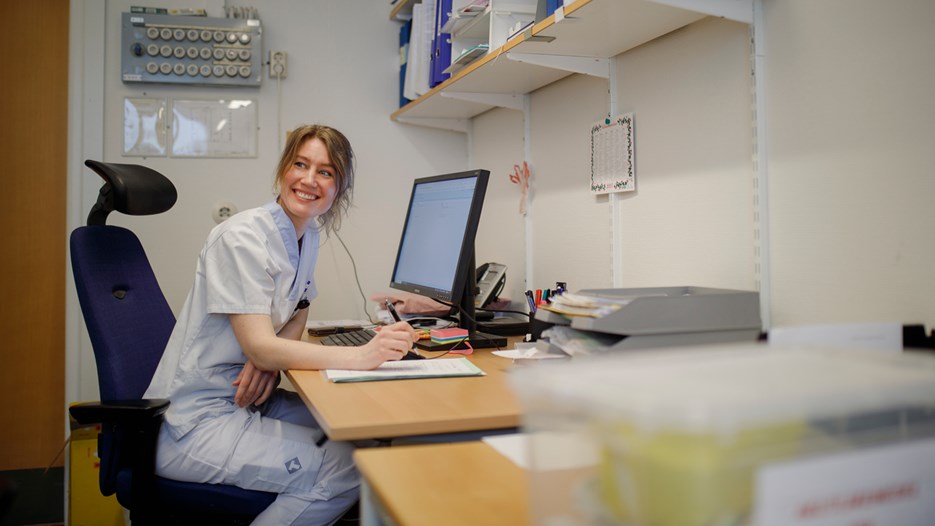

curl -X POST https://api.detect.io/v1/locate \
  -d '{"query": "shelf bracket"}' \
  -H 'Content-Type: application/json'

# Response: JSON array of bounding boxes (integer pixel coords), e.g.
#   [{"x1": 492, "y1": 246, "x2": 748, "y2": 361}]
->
[
  {"x1": 439, "y1": 91, "x2": 525, "y2": 111},
  {"x1": 505, "y1": 53, "x2": 610, "y2": 79},
  {"x1": 647, "y1": 0, "x2": 752, "y2": 24},
  {"x1": 394, "y1": 116, "x2": 470, "y2": 133}
]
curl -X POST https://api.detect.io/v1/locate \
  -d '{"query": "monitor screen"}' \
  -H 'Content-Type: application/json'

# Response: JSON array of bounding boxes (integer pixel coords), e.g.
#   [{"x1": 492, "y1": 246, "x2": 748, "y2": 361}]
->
[{"x1": 390, "y1": 169, "x2": 489, "y2": 312}]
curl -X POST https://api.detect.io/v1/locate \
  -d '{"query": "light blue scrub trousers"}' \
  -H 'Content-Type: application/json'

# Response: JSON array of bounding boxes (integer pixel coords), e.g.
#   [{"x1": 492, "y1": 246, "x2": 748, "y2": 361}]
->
[{"x1": 155, "y1": 390, "x2": 359, "y2": 525}]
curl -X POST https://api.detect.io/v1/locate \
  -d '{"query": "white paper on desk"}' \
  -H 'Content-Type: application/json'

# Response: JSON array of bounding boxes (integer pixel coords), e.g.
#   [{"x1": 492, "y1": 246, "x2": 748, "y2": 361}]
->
[
  {"x1": 324, "y1": 357, "x2": 484, "y2": 383},
  {"x1": 492, "y1": 343, "x2": 567, "y2": 360},
  {"x1": 483, "y1": 432, "x2": 599, "y2": 471}
]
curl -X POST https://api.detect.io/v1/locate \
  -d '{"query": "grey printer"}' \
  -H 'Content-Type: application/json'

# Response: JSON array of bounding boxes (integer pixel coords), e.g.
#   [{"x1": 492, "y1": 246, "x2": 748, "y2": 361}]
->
[{"x1": 535, "y1": 286, "x2": 762, "y2": 350}]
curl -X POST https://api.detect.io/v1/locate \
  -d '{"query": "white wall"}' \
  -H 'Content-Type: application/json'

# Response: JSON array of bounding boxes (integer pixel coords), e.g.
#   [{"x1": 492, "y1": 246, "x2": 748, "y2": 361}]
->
[
  {"x1": 764, "y1": 0, "x2": 935, "y2": 327},
  {"x1": 525, "y1": 17, "x2": 755, "y2": 294},
  {"x1": 69, "y1": 0, "x2": 468, "y2": 401},
  {"x1": 470, "y1": 108, "x2": 527, "y2": 307},
  {"x1": 529, "y1": 73, "x2": 614, "y2": 291},
  {"x1": 612, "y1": 17, "x2": 756, "y2": 291}
]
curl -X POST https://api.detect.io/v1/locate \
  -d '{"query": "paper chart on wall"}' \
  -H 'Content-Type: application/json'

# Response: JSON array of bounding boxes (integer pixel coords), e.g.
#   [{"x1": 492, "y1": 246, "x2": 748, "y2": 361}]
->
[
  {"x1": 590, "y1": 113, "x2": 635, "y2": 194},
  {"x1": 170, "y1": 99, "x2": 257, "y2": 158},
  {"x1": 123, "y1": 97, "x2": 167, "y2": 157}
]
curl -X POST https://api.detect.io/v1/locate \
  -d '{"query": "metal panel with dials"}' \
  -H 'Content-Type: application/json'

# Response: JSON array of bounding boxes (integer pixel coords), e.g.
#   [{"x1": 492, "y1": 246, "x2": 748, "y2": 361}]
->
[{"x1": 121, "y1": 12, "x2": 262, "y2": 87}]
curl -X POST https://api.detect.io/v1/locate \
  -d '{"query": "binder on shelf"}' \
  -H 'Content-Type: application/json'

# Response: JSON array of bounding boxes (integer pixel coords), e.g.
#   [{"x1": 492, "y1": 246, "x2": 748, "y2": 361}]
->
[
  {"x1": 535, "y1": 0, "x2": 563, "y2": 22},
  {"x1": 399, "y1": 19, "x2": 412, "y2": 108},
  {"x1": 430, "y1": 0, "x2": 453, "y2": 87},
  {"x1": 403, "y1": 1, "x2": 432, "y2": 99}
]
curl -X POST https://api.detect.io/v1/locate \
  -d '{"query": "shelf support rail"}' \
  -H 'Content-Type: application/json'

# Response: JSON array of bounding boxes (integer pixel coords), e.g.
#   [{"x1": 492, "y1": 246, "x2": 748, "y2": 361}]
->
[
  {"x1": 393, "y1": 116, "x2": 470, "y2": 134},
  {"x1": 752, "y1": 0, "x2": 771, "y2": 329},
  {"x1": 505, "y1": 53, "x2": 610, "y2": 79},
  {"x1": 647, "y1": 0, "x2": 753, "y2": 24},
  {"x1": 439, "y1": 92, "x2": 526, "y2": 111}
]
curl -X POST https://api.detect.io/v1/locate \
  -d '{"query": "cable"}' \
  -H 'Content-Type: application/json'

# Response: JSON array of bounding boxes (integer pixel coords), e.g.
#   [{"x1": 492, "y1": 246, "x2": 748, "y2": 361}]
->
[
  {"x1": 333, "y1": 231, "x2": 375, "y2": 324},
  {"x1": 480, "y1": 307, "x2": 531, "y2": 318},
  {"x1": 422, "y1": 337, "x2": 471, "y2": 359},
  {"x1": 434, "y1": 299, "x2": 505, "y2": 350}
]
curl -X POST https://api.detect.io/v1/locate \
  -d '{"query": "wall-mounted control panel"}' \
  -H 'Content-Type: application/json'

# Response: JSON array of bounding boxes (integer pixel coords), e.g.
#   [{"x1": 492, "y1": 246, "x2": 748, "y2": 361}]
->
[{"x1": 121, "y1": 12, "x2": 262, "y2": 87}]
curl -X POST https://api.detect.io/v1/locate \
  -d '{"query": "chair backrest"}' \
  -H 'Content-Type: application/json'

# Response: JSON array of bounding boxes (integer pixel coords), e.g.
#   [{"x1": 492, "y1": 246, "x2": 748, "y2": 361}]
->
[{"x1": 70, "y1": 225, "x2": 175, "y2": 401}]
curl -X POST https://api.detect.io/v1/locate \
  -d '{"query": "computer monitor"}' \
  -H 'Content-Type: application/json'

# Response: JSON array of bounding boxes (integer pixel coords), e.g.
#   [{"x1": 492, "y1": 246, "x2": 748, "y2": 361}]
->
[{"x1": 389, "y1": 169, "x2": 506, "y2": 349}]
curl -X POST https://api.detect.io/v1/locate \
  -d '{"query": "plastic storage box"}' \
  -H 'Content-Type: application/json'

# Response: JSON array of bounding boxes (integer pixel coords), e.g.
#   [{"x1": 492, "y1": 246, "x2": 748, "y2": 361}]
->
[{"x1": 509, "y1": 344, "x2": 935, "y2": 525}]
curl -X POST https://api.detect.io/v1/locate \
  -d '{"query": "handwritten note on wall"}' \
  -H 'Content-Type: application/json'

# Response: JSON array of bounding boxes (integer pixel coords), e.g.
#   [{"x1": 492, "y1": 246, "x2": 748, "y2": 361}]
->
[{"x1": 590, "y1": 113, "x2": 635, "y2": 194}]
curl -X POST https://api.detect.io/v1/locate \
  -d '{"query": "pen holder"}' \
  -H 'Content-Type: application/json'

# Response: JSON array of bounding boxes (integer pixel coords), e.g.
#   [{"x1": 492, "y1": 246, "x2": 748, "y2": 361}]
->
[{"x1": 528, "y1": 315, "x2": 554, "y2": 342}]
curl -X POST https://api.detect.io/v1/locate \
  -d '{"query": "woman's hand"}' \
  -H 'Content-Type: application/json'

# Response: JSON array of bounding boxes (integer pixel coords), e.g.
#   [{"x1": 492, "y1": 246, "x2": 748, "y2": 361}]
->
[
  {"x1": 356, "y1": 321, "x2": 419, "y2": 369},
  {"x1": 233, "y1": 360, "x2": 279, "y2": 408}
]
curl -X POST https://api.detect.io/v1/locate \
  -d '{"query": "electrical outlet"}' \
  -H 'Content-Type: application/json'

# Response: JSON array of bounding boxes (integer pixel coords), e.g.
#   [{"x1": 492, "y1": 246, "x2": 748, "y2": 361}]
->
[
  {"x1": 212, "y1": 201, "x2": 238, "y2": 224},
  {"x1": 269, "y1": 50, "x2": 287, "y2": 79}
]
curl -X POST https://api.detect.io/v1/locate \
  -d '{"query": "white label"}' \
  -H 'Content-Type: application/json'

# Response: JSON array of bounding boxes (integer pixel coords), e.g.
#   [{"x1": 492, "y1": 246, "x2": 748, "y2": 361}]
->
[
  {"x1": 755, "y1": 438, "x2": 935, "y2": 526},
  {"x1": 554, "y1": 7, "x2": 564, "y2": 22}
]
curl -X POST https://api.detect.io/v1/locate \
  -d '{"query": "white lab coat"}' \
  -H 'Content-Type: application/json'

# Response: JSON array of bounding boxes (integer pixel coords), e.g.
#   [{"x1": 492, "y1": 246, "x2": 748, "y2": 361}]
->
[{"x1": 145, "y1": 201, "x2": 358, "y2": 525}]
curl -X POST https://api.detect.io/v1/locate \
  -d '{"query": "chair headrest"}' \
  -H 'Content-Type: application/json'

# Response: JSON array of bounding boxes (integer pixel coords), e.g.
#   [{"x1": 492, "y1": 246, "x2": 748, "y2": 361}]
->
[{"x1": 85, "y1": 160, "x2": 178, "y2": 226}]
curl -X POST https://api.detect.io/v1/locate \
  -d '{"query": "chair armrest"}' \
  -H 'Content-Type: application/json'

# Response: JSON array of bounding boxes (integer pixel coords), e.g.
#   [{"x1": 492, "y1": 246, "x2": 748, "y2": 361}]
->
[
  {"x1": 70, "y1": 399, "x2": 170, "y2": 427},
  {"x1": 70, "y1": 399, "x2": 171, "y2": 503}
]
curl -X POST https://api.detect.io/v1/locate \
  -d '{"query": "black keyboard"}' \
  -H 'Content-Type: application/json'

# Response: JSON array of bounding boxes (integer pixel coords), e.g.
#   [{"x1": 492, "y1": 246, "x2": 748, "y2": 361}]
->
[
  {"x1": 318, "y1": 328, "x2": 425, "y2": 360},
  {"x1": 319, "y1": 329, "x2": 375, "y2": 346}
]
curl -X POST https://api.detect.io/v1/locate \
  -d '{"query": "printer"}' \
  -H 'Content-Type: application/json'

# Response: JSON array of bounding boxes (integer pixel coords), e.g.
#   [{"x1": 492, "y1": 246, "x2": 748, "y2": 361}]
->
[{"x1": 535, "y1": 286, "x2": 762, "y2": 351}]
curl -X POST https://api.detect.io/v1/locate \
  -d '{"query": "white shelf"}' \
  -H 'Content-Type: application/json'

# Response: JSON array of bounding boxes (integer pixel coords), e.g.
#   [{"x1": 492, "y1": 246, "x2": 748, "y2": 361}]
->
[
  {"x1": 392, "y1": 0, "x2": 715, "y2": 127},
  {"x1": 390, "y1": 0, "x2": 416, "y2": 21},
  {"x1": 443, "y1": 5, "x2": 491, "y2": 37}
]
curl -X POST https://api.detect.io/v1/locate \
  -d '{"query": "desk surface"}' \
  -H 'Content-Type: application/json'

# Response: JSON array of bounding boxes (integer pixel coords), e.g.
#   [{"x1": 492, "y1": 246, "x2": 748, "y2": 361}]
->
[
  {"x1": 286, "y1": 337, "x2": 524, "y2": 441},
  {"x1": 355, "y1": 441, "x2": 529, "y2": 526}
]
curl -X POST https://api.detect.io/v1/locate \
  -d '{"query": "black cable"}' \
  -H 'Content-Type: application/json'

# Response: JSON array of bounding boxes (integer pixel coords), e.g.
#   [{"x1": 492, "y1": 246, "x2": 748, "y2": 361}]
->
[
  {"x1": 434, "y1": 299, "x2": 504, "y2": 350},
  {"x1": 479, "y1": 307, "x2": 531, "y2": 318},
  {"x1": 332, "y1": 231, "x2": 375, "y2": 324},
  {"x1": 421, "y1": 337, "x2": 470, "y2": 360}
]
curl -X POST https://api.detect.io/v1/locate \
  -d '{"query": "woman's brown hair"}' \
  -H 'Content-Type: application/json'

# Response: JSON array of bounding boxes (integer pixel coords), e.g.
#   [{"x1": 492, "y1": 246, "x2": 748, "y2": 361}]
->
[{"x1": 274, "y1": 124, "x2": 354, "y2": 232}]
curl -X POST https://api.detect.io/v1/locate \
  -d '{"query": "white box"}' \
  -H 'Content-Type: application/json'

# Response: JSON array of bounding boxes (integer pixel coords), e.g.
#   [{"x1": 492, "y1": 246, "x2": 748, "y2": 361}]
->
[{"x1": 510, "y1": 344, "x2": 935, "y2": 525}]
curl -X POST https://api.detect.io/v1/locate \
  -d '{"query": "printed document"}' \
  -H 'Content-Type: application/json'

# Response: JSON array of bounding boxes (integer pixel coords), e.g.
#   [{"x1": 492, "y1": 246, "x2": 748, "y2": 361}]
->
[{"x1": 324, "y1": 357, "x2": 485, "y2": 383}]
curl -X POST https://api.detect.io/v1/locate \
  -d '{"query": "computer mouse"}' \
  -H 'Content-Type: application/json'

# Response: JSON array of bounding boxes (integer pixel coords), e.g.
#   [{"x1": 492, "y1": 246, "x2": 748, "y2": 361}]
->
[{"x1": 402, "y1": 350, "x2": 425, "y2": 360}]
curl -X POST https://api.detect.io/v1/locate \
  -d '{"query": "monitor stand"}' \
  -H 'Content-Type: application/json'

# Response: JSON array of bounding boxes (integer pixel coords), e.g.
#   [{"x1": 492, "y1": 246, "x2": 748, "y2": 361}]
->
[{"x1": 414, "y1": 254, "x2": 508, "y2": 350}]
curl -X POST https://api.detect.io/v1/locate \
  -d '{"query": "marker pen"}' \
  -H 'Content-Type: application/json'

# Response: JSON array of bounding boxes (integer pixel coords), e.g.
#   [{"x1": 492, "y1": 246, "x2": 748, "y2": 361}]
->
[
  {"x1": 385, "y1": 299, "x2": 403, "y2": 322},
  {"x1": 524, "y1": 290, "x2": 537, "y2": 313}
]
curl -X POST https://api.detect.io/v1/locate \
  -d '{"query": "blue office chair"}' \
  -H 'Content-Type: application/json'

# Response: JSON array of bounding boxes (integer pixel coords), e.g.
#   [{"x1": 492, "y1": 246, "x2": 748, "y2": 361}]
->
[{"x1": 68, "y1": 160, "x2": 276, "y2": 525}]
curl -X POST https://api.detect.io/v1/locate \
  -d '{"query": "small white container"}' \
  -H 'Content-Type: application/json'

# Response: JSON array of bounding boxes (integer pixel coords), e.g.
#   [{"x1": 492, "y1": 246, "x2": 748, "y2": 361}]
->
[{"x1": 510, "y1": 344, "x2": 935, "y2": 525}]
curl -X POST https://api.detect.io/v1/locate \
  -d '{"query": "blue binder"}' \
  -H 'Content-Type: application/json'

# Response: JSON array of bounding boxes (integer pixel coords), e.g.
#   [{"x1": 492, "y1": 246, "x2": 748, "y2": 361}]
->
[
  {"x1": 548, "y1": 0, "x2": 563, "y2": 15},
  {"x1": 399, "y1": 19, "x2": 412, "y2": 107},
  {"x1": 430, "y1": 0, "x2": 452, "y2": 87},
  {"x1": 536, "y1": 0, "x2": 564, "y2": 21}
]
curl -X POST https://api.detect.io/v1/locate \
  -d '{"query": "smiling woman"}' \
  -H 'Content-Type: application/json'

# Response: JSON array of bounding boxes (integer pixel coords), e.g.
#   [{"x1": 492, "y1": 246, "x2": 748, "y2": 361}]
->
[
  {"x1": 274, "y1": 124, "x2": 355, "y2": 234},
  {"x1": 141, "y1": 123, "x2": 419, "y2": 523}
]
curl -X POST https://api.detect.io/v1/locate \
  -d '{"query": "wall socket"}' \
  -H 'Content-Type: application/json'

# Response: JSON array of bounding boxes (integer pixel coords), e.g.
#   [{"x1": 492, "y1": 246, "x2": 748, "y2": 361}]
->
[
  {"x1": 269, "y1": 50, "x2": 288, "y2": 79},
  {"x1": 212, "y1": 201, "x2": 238, "y2": 224}
]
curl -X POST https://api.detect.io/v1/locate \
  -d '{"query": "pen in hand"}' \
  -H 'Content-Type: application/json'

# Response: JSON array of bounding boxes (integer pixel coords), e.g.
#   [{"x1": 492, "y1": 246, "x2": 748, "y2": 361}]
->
[
  {"x1": 384, "y1": 299, "x2": 424, "y2": 359},
  {"x1": 385, "y1": 299, "x2": 403, "y2": 323}
]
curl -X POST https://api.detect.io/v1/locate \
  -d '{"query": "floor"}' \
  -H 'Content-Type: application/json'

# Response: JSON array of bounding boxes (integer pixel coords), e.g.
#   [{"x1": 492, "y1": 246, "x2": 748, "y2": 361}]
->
[{"x1": 0, "y1": 468, "x2": 64, "y2": 526}]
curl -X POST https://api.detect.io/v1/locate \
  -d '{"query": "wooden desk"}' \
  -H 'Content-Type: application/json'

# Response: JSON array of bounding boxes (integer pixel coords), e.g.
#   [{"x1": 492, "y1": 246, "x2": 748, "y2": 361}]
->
[
  {"x1": 285, "y1": 336, "x2": 524, "y2": 441},
  {"x1": 354, "y1": 441, "x2": 529, "y2": 526}
]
